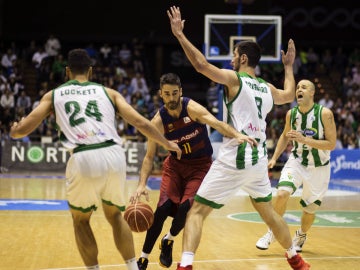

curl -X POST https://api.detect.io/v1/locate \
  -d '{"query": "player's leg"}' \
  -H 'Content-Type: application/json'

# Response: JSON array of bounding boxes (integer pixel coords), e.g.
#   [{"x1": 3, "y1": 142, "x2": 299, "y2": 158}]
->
[
  {"x1": 256, "y1": 189, "x2": 291, "y2": 249},
  {"x1": 69, "y1": 208, "x2": 99, "y2": 267},
  {"x1": 102, "y1": 202, "x2": 138, "y2": 269},
  {"x1": 177, "y1": 201, "x2": 213, "y2": 270},
  {"x1": 293, "y1": 164, "x2": 330, "y2": 252},
  {"x1": 256, "y1": 157, "x2": 301, "y2": 250},
  {"x1": 144, "y1": 199, "x2": 173, "y2": 250},
  {"x1": 160, "y1": 199, "x2": 191, "y2": 268}
]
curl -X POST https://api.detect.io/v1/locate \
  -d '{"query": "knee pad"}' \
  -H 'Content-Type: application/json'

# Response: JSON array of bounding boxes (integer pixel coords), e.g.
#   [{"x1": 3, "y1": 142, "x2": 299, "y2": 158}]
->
[{"x1": 303, "y1": 202, "x2": 319, "y2": 214}]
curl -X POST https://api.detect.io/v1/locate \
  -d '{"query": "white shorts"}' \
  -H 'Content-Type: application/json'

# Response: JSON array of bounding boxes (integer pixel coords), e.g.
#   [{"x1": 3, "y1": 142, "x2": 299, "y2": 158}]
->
[
  {"x1": 278, "y1": 155, "x2": 330, "y2": 206},
  {"x1": 66, "y1": 144, "x2": 127, "y2": 212},
  {"x1": 196, "y1": 158, "x2": 272, "y2": 208}
]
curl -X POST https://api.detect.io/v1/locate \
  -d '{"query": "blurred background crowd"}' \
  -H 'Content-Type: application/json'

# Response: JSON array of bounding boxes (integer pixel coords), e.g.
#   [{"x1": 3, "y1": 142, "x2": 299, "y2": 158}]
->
[{"x1": 0, "y1": 34, "x2": 359, "y2": 152}]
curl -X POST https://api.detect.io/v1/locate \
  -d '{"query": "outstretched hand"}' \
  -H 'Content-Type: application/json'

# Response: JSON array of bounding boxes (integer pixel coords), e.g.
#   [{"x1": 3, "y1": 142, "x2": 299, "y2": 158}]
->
[
  {"x1": 129, "y1": 185, "x2": 149, "y2": 204},
  {"x1": 281, "y1": 39, "x2": 296, "y2": 66},
  {"x1": 167, "y1": 6, "x2": 185, "y2": 38}
]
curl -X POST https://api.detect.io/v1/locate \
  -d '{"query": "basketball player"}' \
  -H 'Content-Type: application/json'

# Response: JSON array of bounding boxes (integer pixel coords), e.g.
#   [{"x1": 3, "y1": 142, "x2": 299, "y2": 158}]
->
[
  {"x1": 10, "y1": 49, "x2": 182, "y2": 270},
  {"x1": 130, "y1": 72, "x2": 256, "y2": 270},
  {"x1": 167, "y1": 6, "x2": 310, "y2": 270},
  {"x1": 256, "y1": 79, "x2": 336, "y2": 251}
]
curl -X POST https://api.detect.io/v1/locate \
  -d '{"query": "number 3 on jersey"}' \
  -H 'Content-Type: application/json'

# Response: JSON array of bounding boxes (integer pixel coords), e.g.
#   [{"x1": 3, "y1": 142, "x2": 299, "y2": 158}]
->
[{"x1": 255, "y1": 97, "x2": 263, "y2": 119}]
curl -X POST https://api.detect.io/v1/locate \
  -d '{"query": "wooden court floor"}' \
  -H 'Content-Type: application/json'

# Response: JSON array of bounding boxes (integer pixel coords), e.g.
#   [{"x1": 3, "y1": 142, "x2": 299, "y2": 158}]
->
[{"x1": 0, "y1": 174, "x2": 359, "y2": 270}]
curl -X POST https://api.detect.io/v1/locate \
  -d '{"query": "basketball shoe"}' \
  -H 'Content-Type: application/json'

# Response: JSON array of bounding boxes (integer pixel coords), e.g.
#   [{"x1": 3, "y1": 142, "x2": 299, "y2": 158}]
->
[
  {"x1": 159, "y1": 235, "x2": 174, "y2": 267},
  {"x1": 256, "y1": 229, "x2": 276, "y2": 250},
  {"x1": 137, "y1": 257, "x2": 148, "y2": 270},
  {"x1": 286, "y1": 253, "x2": 310, "y2": 270},
  {"x1": 176, "y1": 263, "x2": 193, "y2": 270},
  {"x1": 293, "y1": 229, "x2": 307, "y2": 252}
]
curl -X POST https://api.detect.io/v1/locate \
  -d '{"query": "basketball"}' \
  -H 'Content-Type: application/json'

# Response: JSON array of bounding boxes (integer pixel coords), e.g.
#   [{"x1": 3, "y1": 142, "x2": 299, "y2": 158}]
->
[{"x1": 124, "y1": 202, "x2": 154, "y2": 232}]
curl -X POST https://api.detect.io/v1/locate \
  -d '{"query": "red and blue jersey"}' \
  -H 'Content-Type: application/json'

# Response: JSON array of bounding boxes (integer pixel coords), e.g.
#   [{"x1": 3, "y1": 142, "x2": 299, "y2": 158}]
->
[{"x1": 159, "y1": 97, "x2": 213, "y2": 160}]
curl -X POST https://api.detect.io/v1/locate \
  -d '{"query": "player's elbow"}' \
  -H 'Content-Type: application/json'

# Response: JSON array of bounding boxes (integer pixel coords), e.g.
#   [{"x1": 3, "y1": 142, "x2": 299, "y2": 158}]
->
[
  {"x1": 328, "y1": 141, "x2": 336, "y2": 151},
  {"x1": 10, "y1": 131, "x2": 26, "y2": 139},
  {"x1": 193, "y1": 59, "x2": 210, "y2": 74}
]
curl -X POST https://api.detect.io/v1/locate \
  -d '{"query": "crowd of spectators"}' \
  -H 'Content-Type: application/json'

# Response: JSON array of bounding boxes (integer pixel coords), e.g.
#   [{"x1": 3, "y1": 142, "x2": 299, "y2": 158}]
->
[{"x1": 1, "y1": 37, "x2": 359, "y2": 153}]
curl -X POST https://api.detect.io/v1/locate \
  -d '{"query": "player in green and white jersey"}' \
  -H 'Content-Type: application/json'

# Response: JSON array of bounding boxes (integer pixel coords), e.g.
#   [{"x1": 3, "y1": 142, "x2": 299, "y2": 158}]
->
[
  {"x1": 256, "y1": 79, "x2": 336, "y2": 252},
  {"x1": 10, "y1": 48, "x2": 181, "y2": 270},
  {"x1": 168, "y1": 5, "x2": 310, "y2": 270}
]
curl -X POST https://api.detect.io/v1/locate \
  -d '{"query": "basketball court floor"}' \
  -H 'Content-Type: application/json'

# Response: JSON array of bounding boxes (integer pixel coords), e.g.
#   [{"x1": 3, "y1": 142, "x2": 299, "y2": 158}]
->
[{"x1": 0, "y1": 173, "x2": 359, "y2": 270}]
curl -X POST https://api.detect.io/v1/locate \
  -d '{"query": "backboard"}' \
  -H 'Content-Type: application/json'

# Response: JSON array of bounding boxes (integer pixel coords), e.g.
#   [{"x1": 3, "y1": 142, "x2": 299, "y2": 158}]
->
[{"x1": 204, "y1": 14, "x2": 282, "y2": 62}]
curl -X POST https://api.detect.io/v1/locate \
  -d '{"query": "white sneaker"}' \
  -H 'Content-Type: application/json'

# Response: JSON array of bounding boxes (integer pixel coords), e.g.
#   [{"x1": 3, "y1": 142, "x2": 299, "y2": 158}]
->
[
  {"x1": 256, "y1": 230, "x2": 276, "y2": 250},
  {"x1": 292, "y1": 229, "x2": 307, "y2": 252}
]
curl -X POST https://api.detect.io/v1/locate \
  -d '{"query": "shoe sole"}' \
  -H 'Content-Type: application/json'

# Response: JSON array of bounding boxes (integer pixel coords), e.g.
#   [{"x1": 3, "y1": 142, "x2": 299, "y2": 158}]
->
[
  {"x1": 159, "y1": 261, "x2": 171, "y2": 268},
  {"x1": 256, "y1": 245, "x2": 269, "y2": 250}
]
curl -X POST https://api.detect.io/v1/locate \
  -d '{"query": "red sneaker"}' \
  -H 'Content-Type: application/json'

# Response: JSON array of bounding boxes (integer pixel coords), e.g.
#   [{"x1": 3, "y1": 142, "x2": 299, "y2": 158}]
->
[
  {"x1": 286, "y1": 254, "x2": 310, "y2": 270},
  {"x1": 176, "y1": 263, "x2": 193, "y2": 270}
]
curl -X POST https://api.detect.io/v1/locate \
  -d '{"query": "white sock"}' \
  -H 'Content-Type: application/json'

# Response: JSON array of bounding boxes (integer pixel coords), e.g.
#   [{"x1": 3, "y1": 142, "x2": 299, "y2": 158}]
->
[
  {"x1": 86, "y1": 265, "x2": 100, "y2": 270},
  {"x1": 298, "y1": 228, "x2": 306, "y2": 235},
  {"x1": 180, "y1": 251, "x2": 194, "y2": 267},
  {"x1": 125, "y1": 257, "x2": 138, "y2": 270},
  {"x1": 286, "y1": 245, "x2": 297, "y2": 258},
  {"x1": 140, "y1": 252, "x2": 149, "y2": 259},
  {"x1": 165, "y1": 232, "x2": 175, "y2": 241}
]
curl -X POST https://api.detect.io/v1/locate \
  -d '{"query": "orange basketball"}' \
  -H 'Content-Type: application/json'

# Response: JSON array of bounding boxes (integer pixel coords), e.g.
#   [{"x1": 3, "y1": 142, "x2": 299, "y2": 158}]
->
[{"x1": 124, "y1": 202, "x2": 154, "y2": 232}]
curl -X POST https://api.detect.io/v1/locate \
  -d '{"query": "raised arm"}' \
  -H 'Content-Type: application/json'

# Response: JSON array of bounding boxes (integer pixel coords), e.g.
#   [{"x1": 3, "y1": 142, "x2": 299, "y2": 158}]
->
[
  {"x1": 270, "y1": 39, "x2": 296, "y2": 105},
  {"x1": 167, "y1": 6, "x2": 237, "y2": 88}
]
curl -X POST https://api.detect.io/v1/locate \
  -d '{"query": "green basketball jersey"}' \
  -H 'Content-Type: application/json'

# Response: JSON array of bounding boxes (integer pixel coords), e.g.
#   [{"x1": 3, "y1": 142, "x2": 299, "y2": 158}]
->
[
  {"x1": 52, "y1": 80, "x2": 123, "y2": 150},
  {"x1": 217, "y1": 72, "x2": 273, "y2": 169},
  {"x1": 289, "y1": 103, "x2": 330, "y2": 167}
]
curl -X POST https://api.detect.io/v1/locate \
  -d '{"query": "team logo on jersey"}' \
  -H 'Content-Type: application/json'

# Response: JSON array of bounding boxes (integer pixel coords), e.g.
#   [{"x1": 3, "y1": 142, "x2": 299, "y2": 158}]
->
[
  {"x1": 183, "y1": 116, "x2": 191, "y2": 124},
  {"x1": 168, "y1": 123, "x2": 174, "y2": 132},
  {"x1": 302, "y1": 128, "x2": 317, "y2": 137}
]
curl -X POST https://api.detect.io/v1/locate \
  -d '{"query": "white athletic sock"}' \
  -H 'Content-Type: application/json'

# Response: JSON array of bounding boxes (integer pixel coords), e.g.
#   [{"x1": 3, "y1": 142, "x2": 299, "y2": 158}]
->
[
  {"x1": 298, "y1": 228, "x2": 306, "y2": 235},
  {"x1": 286, "y1": 245, "x2": 297, "y2": 258},
  {"x1": 125, "y1": 257, "x2": 138, "y2": 270},
  {"x1": 180, "y1": 251, "x2": 194, "y2": 267},
  {"x1": 165, "y1": 232, "x2": 175, "y2": 241},
  {"x1": 86, "y1": 265, "x2": 100, "y2": 270},
  {"x1": 140, "y1": 252, "x2": 149, "y2": 259}
]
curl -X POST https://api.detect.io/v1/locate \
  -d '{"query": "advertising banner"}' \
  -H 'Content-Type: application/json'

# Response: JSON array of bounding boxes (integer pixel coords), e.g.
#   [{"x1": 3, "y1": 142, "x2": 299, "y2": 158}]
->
[
  {"x1": 0, "y1": 141, "x2": 146, "y2": 175},
  {"x1": 330, "y1": 149, "x2": 360, "y2": 179}
]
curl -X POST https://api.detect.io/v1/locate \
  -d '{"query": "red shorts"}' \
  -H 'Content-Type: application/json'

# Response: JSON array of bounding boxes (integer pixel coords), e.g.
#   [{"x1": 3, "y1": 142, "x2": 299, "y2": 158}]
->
[{"x1": 158, "y1": 155, "x2": 212, "y2": 208}]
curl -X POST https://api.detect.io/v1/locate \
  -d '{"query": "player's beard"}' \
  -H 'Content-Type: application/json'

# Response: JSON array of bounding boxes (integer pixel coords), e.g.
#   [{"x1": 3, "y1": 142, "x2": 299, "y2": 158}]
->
[{"x1": 166, "y1": 99, "x2": 180, "y2": 110}]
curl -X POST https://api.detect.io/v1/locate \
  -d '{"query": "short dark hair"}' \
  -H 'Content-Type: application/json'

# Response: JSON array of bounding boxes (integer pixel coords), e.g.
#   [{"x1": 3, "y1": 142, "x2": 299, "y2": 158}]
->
[
  {"x1": 235, "y1": 41, "x2": 261, "y2": 68},
  {"x1": 67, "y1": 48, "x2": 92, "y2": 74},
  {"x1": 159, "y1": 73, "x2": 181, "y2": 88}
]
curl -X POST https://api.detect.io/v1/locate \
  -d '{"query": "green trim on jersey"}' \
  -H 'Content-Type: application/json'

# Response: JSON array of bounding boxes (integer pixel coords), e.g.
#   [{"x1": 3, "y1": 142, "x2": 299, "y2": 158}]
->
[
  {"x1": 101, "y1": 85, "x2": 117, "y2": 112},
  {"x1": 194, "y1": 194, "x2": 224, "y2": 209},
  {"x1": 300, "y1": 199, "x2": 321, "y2": 207},
  {"x1": 277, "y1": 181, "x2": 296, "y2": 193},
  {"x1": 68, "y1": 202, "x2": 97, "y2": 213},
  {"x1": 73, "y1": 140, "x2": 116, "y2": 153},
  {"x1": 102, "y1": 199, "x2": 126, "y2": 212},
  {"x1": 252, "y1": 193, "x2": 272, "y2": 203}
]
